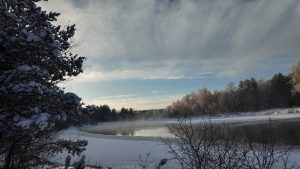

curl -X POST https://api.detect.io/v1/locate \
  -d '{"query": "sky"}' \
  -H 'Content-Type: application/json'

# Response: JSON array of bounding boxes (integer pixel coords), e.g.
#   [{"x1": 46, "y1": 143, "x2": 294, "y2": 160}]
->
[{"x1": 40, "y1": 0, "x2": 300, "y2": 110}]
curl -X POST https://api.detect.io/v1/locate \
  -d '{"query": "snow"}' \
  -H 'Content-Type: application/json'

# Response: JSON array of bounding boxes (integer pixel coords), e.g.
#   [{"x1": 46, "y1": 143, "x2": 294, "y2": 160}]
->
[
  {"x1": 58, "y1": 128, "x2": 177, "y2": 169},
  {"x1": 11, "y1": 81, "x2": 43, "y2": 94},
  {"x1": 57, "y1": 108, "x2": 300, "y2": 168},
  {"x1": 197, "y1": 108, "x2": 300, "y2": 125},
  {"x1": 55, "y1": 112, "x2": 67, "y2": 121},
  {"x1": 26, "y1": 32, "x2": 42, "y2": 42},
  {"x1": 4, "y1": 11, "x2": 18, "y2": 21},
  {"x1": 34, "y1": 113, "x2": 50, "y2": 129},
  {"x1": 39, "y1": 30, "x2": 48, "y2": 38},
  {"x1": 29, "y1": 107, "x2": 40, "y2": 114},
  {"x1": 0, "y1": 114, "x2": 6, "y2": 124},
  {"x1": 51, "y1": 40, "x2": 61, "y2": 48},
  {"x1": 16, "y1": 113, "x2": 50, "y2": 130},
  {"x1": 21, "y1": 29, "x2": 28, "y2": 35},
  {"x1": 17, "y1": 65, "x2": 33, "y2": 71},
  {"x1": 59, "y1": 127, "x2": 300, "y2": 169},
  {"x1": 52, "y1": 49, "x2": 61, "y2": 57},
  {"x1": 0, "y1": 65, "x2": 48, "y2": 86},
  {"x1": 63, "y1": 93, "x2": 82, "y2": 109}
]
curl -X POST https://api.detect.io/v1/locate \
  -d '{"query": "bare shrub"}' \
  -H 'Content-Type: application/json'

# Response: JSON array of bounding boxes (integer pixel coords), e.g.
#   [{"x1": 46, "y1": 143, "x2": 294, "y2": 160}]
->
[
  {"x1": 164, "y1": 118, "x2": 299, "y2": 169},
  {"x1": 136, "y1": 153, "x2": 154, "y2": 169}
]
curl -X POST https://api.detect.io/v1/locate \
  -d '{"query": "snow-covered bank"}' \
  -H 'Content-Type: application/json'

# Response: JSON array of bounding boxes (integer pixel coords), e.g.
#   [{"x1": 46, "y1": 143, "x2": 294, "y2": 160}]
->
[
  {"x1": 193, "y1": 107, "x2": 300, "y2": 125},
  {"x1": 56, "y1": 108, "x2": 300, "y2": 168},
  {"x1": 58, "y1": 128, "x2": 176, "y2": 169},
  {"x1": 59, "y1": 128, "x2": 300, "y2": 169}
]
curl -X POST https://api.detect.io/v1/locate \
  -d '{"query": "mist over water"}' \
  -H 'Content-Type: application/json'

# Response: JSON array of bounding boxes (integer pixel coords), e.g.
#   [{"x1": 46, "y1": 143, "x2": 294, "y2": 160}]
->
[
  {"x1": 80, "y1": 108, "x2": 300, "y2": 142},
  {"x1": 59, "y1": 108, "x2": 300, "y2": 168}
]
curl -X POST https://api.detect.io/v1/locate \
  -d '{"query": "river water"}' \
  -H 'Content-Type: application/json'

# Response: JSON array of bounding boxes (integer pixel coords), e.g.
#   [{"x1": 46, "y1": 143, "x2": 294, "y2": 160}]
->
[{"x1": 58, "y1": 108, "x2": 300, "y2": 169}]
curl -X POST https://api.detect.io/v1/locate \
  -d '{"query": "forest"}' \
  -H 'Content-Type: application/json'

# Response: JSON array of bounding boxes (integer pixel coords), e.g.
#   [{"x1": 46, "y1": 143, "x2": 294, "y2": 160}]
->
[
  {"x1": 167, "y1": 63, "x2": 300, "y2": 116},
  {"x1": 79, "y1": 61, "x2": 300, "y2": 123}
]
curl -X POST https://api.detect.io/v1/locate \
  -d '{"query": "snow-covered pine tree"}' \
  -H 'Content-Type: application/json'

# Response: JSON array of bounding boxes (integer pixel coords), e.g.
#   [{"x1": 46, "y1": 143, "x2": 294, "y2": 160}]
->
[{"x1": 0, "y1": 0, "x2": 87, "y2": 168}]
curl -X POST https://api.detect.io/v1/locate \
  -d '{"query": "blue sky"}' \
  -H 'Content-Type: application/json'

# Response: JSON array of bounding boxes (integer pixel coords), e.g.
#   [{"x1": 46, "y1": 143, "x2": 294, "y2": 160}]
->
[{"x1": 41, "y1": 0, "x2": 300, "y2": 110}]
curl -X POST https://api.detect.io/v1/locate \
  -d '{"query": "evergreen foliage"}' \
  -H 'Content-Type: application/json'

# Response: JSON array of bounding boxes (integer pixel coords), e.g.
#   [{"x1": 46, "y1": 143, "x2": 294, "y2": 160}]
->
[{"x1": 0, "y1": 0, "x2": 87, "y2": 168}]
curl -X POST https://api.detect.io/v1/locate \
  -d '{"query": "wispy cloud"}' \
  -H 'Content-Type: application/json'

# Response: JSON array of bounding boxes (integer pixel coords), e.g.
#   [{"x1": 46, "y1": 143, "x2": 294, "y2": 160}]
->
[
  {"x1": 149, "y1": 90, "x2": 160, "y2": 94},
  {"x1": 98, "y1": 94, "x2": 136, "y2": 99},
  {"x1": 70, "y1": 69, "x2": 215, "y2": 82},
  {"x1": 145, "y1": 72, "x2": 215, "y2": 80},
  {"x1": 40, "y1": 0, "x2": 300, "y2": 82},
  {"x1": 40, "y1": 0, "x2": 300, "y2": 109},
  {"x1": 84, "y1": 94, "x2": 184, "y2": 110}
]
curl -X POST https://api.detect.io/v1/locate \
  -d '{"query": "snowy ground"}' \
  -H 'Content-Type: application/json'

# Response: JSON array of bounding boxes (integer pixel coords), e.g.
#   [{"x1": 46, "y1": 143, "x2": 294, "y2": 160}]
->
[{"x1": 56, "y1": 108, "x2": 300, "y2": 169}]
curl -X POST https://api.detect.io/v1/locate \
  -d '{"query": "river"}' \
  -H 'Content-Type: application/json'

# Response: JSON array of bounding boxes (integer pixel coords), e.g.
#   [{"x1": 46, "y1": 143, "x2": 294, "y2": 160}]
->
[{"x1": 57, "y1": 108, "x2": 300, "y2": 169}]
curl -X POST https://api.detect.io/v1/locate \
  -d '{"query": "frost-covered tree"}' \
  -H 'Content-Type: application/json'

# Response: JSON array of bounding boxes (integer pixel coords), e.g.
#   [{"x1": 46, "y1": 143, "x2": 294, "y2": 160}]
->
[
  {"x1": 291, "y1": 60, "x2": 300, "y2": 93},
  {"x1": 0, "y1": 0, "x2": 87, "y2": 168}
]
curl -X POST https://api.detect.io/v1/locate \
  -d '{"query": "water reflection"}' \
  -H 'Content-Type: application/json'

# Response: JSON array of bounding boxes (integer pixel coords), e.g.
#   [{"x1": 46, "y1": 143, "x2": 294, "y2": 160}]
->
[
  {"x1": 81, "y1": 125, "x2": 174, "y2": 138},
  {"x1": 81, "y1": 120, "x2": 300, "y2": 145}
]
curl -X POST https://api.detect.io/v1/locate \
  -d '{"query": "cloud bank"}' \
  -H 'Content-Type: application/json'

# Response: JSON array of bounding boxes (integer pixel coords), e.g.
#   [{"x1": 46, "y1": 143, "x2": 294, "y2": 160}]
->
[
  {"x1": 40, "y1": 0, "x2": 300, "y2": 81},
  {"x1": 84, "y1": 94, "x2": 183, "y2": 110}
]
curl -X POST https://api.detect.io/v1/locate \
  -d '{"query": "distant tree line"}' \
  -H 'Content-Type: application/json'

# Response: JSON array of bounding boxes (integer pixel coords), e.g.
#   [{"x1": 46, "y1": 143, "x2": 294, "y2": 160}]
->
[
  {"x1": 72, "y1": 61, "x2": 300, "y2": 124},
  {"x1": 167, "y1": 61, "x2": 300, "y2": 116},
  {"x1": 76, "y1": 105, "x2": 135, "y2": 124},
  {"x1": 71, "y1": 105, "x2": 168, "y2": 124}
]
